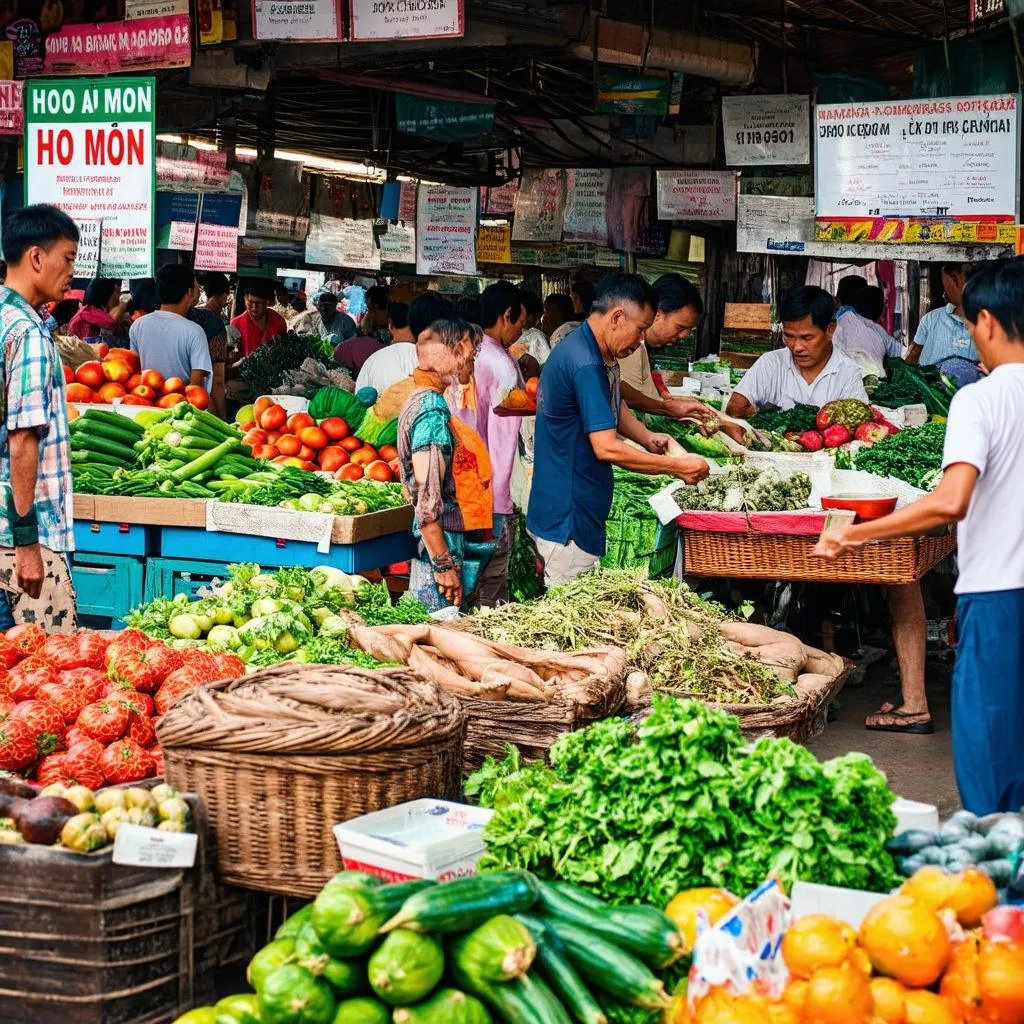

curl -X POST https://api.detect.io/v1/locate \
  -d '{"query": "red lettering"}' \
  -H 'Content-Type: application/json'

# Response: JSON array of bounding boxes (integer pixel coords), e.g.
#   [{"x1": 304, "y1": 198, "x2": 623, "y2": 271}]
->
[
  {"x1": 84, "y1": 128, "x2": 146, "y2": 166},
  {"x1": 85, "y1": 129, "x2": 104, "y2": 165},
  {"x1": 127, "y1": 129, "x2": 144, "y2": 165},
  {"x1": 56, "y1": 130, "x2": 72, "y2": 165},
  {"x1": 36, "y1": 129, "x2": 53, "y2": 165}
]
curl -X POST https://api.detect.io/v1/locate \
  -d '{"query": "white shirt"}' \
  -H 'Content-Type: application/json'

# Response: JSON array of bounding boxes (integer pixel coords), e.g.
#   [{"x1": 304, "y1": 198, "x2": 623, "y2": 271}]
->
[
  {"x1": 129, "y1": 311, "x2": 212, "y2": 387},
  {"x1": 833, "y1": 311, "x2": 903, "y2": 376},
  {"x1": 942, "y1": 364, "x2": 1024, "y2": 594},
  {"x1": 732, "y1": 346, "x2": 868, "y2": 411},
  {"x1": 354, "y1": 341, "x2": 418, "y2": 394}
]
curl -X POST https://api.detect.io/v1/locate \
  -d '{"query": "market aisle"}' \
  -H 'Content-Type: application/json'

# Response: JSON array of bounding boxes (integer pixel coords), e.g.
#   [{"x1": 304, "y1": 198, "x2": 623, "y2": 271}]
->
[{"x1": 807, "y1": 654, "x2": 959, "y2": 817}]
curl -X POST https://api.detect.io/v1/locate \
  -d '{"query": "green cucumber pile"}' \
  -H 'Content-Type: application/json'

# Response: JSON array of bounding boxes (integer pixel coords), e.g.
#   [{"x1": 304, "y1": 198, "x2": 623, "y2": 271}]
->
[{"x1": 177, "y1": 869, "x2": 684, "y2": 1024}]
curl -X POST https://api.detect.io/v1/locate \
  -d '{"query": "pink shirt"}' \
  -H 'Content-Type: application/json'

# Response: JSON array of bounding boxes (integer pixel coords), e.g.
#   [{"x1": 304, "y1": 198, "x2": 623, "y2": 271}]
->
[{"x1": 460, "y1": 334, "x2": 523, "y2": 516}]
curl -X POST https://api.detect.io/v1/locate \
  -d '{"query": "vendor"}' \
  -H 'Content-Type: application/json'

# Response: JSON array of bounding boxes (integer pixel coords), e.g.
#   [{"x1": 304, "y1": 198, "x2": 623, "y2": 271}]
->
[
  {"x1": 907, "y1": 263, "x2": 977, "y2": 366},
  {"x1": 834, "y1": 281, "x2": 904, "y2": 376},
  {"x1": 396, "y1": 317, "x2": 494, "y2": 612},
  {"x1": 527, "y1": 273, "x2": 710, "y2": 586},
  {"x1": 725, "y1": 286, "x2": 868, "y2": 418},
  {"x1": 291, "y1": 288, "x2": 358, "y2": 346},
  {"x1": 817, "y1": 259, "x2": 1024, "y2": 813},
  {"x1": 231, "y1": 279, "x2": 287, "y2": 357}
]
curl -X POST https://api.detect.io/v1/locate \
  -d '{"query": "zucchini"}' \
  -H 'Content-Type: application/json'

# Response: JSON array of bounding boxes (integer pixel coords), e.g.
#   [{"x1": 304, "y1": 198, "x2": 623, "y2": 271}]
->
[
  {"x1": 448, "y1": 914, "x2": 536, "y2": 983},
  {"x1": 70, "y1": 434, "x2": 141, "y2": 462},
  {"x1": 451, "y1": 962, "x2": 562, "y2": 1024},
  {"x1": 80, "y1": 408, "x2": 145, "y2": 434},
  {"x1": 382, "y1": 871, "x2": 540, "y2": 935},
  {"x1": 295, "y1": 921, "x2": 364, "y2": 997},
  {"x1": 541, "y1": 919, "x2": 670, "y2": 1010},
  {"x1": 517, "y1": 915, "x2": 607, "y2": 1024},
  {"x1": 537, "y1": 882, "x2": 683, "y2": 968},
  {"x1": 71, "y1": 418, "x2": 143, "y2": 447},
  {"x1": 312, "y1": 879, "x2": 434, "y2": 958}
]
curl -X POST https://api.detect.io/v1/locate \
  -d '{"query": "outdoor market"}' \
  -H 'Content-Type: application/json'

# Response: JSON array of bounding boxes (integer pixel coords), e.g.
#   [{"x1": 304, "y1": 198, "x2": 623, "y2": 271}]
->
[{"x1": 0, "y1": 0, "x2": 1022, "y2": 1021}]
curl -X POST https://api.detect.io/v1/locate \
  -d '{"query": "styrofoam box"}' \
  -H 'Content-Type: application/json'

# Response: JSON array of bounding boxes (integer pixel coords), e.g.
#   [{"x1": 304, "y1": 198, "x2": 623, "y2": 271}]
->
[
  {"x1": 791, "y1": 881, "x2": 887, "y2": 929},
  {"x1": 333, "y1": 799, "x2": 493, "y2": 883},
  {"x1": 892, "y1": 796, "x2": 940, "y2": 834}
]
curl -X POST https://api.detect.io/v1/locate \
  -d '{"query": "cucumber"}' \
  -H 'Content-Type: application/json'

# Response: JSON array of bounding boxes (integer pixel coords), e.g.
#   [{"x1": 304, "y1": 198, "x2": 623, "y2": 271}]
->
[
  {"x1": 517, "y1": 915, "x2": 606, "y2": 1024},
  {"x1": 334, "y1": 998, "x2": 390, "y2": 1024},
  {"x1": 323, "y1": 870, "x2": 383, "y2": 892},
  {"x1": 537, "y1": 882, "x2": 683, "y2": 968},
  {"x1": 448, "y1": 915, "x2": 536, "y2": 983},
  {"x1": 295, "y1": 922, "x2": 364, "y2": 997},
  {"x1": 313, "y1": 879, "x2": 434, "y2": 958},
  {"x1": 368, "y1": 929, "x2": 445, "y2": 1006},
  {"x1": 275, "y1": 904, "x2": 314, "y2": 941},
  {"x1": 542, "y1": 919, "x2": 670, "y2": 1010},
  {"x1": 381, "y1": 871, "x2": 540, "y2": 935},
  {"x1": 450, "y1": 962, "x2": 563, "y2": 1024},
  {"x1": 391, "y1": 988, "x2": 492, "y2": 1024}
]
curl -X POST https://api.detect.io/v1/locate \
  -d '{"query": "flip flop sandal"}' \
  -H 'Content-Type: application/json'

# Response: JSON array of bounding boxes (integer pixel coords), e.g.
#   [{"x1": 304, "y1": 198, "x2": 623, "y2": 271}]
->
[{"x1": 865, "y1": 710, "x2": 935, "y2": 735}]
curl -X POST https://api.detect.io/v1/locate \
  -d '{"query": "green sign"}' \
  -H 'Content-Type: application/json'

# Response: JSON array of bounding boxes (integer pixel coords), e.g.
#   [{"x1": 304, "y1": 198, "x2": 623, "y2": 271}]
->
[
  {"x1": 395, "y1": 92, "x2": 495, "y2": 141},
  {"x1": 25, "y1": 77, "x2": 156, "y2": 278},
  {"x1": 596, "y1": 73, "x2": 669, "y2": 115}
]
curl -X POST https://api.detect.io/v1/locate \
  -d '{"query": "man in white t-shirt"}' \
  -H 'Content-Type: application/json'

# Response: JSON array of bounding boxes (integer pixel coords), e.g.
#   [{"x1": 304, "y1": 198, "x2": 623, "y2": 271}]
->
[
  {"x1": 726, "y1": 285, "x2": 868, "y2": 418},
  {"x1": 817, "y1": 258, "x2": 1024, "y2": 814},
  {"x1": 355, "y1": 301, "x2": 417, "y2": 395}
]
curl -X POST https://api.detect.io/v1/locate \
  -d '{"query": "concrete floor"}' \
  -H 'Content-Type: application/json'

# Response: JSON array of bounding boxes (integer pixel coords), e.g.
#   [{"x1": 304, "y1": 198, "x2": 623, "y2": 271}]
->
[{"x1": 806, "y1": 649, "x2": 960, "y2": 818}]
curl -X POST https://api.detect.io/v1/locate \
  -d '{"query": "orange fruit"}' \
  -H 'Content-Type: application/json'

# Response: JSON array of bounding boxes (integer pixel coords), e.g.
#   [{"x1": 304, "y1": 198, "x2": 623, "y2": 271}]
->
[
  {"x1": 665, "y1": 888, "x2": 740, "y2": 951},
  {"x1": 783, "y1": 979, "x2": 808, "y2": 1017},
  {"x1": 901, "y1": 866, "x2": 962, "y2": 914},
  {"x1": 903, "y1": 990, "x2": 960, "y2": 1024},
  {"x1": 694, "y1": 990, "x2": 773, "y2": 1024},
  {"x1": 943, "y1": 867, "x2": 998, "y2": 928},
  {"x1": 802, "y1": 964, "x2": 873, "y2": 1024},
  {"x1": 782, "y1": 915, "x2": 857, "y2": 979},
  {"x1": 503, "y1": 387, "x2": 530, "y2": 409},
  {"x1": 859, "y1": 895, "x2": 951, "y2": 988},
  {"x1": 870, "y1": 977, "x2": 909, "y2": 1024},
  {"x1": 941, "y1": 934, "x2": 1024, "y2": 1024}
]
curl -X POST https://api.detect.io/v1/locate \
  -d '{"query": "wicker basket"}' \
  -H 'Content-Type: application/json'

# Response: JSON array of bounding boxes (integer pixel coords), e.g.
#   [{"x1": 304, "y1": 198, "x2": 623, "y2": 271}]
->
[
  {"x1": 682, "y1": 528, "x2": 955, "y2": 585},
  {"x1": 157, "y1": 666, "x2": 466, "y2": 897}
]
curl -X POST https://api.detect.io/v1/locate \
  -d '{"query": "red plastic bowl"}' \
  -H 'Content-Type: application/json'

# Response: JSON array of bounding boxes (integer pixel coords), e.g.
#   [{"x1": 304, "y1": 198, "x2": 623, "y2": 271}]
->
[{"x1": 821, "y1": 493, "x2": 898, "y2": 521}]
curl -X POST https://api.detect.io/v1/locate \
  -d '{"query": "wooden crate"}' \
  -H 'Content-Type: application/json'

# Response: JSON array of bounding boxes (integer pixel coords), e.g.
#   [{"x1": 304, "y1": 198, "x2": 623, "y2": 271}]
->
[{"x1": 723, "y1": 303, "x2": 772, "y2": 331}]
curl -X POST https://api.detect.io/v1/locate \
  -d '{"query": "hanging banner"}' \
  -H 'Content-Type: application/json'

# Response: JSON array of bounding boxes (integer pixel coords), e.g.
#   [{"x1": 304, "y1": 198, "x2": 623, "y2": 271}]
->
[
  {"x1": 6, "y1": 18, "x2": 45, "y2": 78},
  {"x1": 25, "y1": 77, "x2": 155, "y2": 278},
  {"x1": 814, "y1": 95, "x2": 1020, "y2": 242},
  {"x1": 416, "y1": 184, "x2": 477, "y2": 276},
  {"x1": 655, "y1": 170, "x2": 738, "y2": 221},
  {"x1": 596, "y1": 73, "x2": 669, "y2": 115},
  {"x1": 477, "y1": 223, "x2": 512, "y2": 263},
  {"x1": 398, "y1": 181, "x2": 418, "y2": 221},
  {"x1": 722, "y1": 94, "x2": 810, "y2": 166},
  {"x1": 395, "y1": 93, "x2": 494, "y2": 141},
  {"x1": 512, "y1": 169, "x2": 565, "y2": 242},
  {"x1": 157, "y1": 144, "x2": 230, "y2": 191},
  {"x1": 194, "y1": 193, "x2": 243, "y2": 270},
  {"x1": 252, "y1": 0, "x2": 342, "y2": 41},
  {"x1": 482, "y1": 180, "x2": 518, "y2": 216},
  {"x1": 562, "y1": 168, "x2": 610, "y2": 243},
  {"x1": 380, "y1": 221, "x2": 416, "y2": 263},
  {"x1": 156, "y1": 192, "x2": 199, "y2": 249},
  {"x1": 255, "y1": 159, "x2": 310, "y2": 240},
  {"x1": 42, "y1": 15, "x2": 191, "y2": 76},
  {"x1": 350, "y1": 0, "x2": 464, "y2": 41},
  {"x1": 305, "y1": 214, "x2": 381, "y2": 270},
  {"x1": 0, "y1": 80, "x2": 21, "y2": 134}
]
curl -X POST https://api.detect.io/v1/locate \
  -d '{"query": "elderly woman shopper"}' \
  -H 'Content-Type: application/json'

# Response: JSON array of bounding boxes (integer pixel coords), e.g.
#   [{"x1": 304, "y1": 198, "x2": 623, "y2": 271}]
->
[{"x1": 397, "y1": 318, "x2": 494, "y2": 612}]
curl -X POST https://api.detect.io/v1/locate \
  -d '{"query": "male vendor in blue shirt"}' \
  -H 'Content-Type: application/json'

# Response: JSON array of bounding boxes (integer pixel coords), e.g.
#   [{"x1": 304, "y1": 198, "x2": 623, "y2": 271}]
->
[{"x1": 527, "y1": 273, "x2": 710, "y2": 586}]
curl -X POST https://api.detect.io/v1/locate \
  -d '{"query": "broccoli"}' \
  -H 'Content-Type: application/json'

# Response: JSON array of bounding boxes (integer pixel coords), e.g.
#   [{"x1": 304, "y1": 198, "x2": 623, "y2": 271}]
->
[{"x1": 671, "y1": 467, "x2": 811, "y2": 513}]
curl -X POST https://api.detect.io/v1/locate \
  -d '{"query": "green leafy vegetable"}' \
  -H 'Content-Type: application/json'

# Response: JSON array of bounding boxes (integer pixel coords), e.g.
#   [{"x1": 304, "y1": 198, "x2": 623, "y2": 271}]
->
[
  {"x1": 747, "y1": 403, "x2": 820, "y2": 434},
  {"x1": 853, "y1": 422, "x2": 946, "y2": 489}
]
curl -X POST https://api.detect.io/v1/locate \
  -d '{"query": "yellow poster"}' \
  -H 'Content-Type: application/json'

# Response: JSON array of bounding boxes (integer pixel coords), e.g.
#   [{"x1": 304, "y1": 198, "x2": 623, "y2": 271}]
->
[
  {"x1": 477, "y1": 223, "x2": 512, "y2": 264},
  {"x1": 0, "y1": 42, "x2": 12, "y2": 81}
]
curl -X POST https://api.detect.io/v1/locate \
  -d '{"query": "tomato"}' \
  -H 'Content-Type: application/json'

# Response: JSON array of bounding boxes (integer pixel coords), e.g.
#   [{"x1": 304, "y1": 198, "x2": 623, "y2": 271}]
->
[
  {"x1": 526, "y1": 376, "x2": 540, "y2": 402},
  {"x1": 300, "y1": 460, "x2": 318, "y2": 472},
  {"x1": 131, "y1": 384, "x2": 158, "y2": 401},
  {"x1": 156, "y1": 393, "x2": 187, "y2": 408},
  {"x1": 107, "y1": 347, "x2": 140, "y2": 372},
  {"x1": 286, "y1": 412, "x2": 315, "y2": 433},
  {"x1": 265, "y1": 431, "x2": 282, "y2": 445},
  {"x1": 251, "y1": 444, "x2": 279, "y2": 460},
  {"x1": 259, "y1": 404, "x2": 287, "y2": 431},
  {"x1": 378, "y1": 444, "x2": 399, "y2": 462},
  {"x1": 140, "y1": 369, "x2": 165, "y2": 391},
  {"x1": 318, "y1": 447, "x2": 349, "y2": 473},
  {"x1": 365, "y1": 460, "x2": 393, "y2": 483},
  {"x1": 75, "y1": 361, "x2": 105, "y2": 389},
  {"x1": 62, "y1": 364, "x2": 74, "y2": 385},
  {"x1": 125, "y1": 373, "x2": 142, "y2": 390},
  {"x1": 65, "y1": 383, "x2": 94, "y2": 403},
  {"x1": 297, "y1": 444, "x2": 315, "y2": 461},
  {"x1": 340, "y1": 436, "x2": 363, "y2": 452},
  {"x1": 319, "y1": 417, "x2": 350, "y2": 441},
  {"x1": 95, "y1": 382, "x2": 125, "y2": 403},
  {"x1": 101, "y1": 359, "x2": 133, "y2": 383},
  {"x1": 121, "y1": 395, "x2": 152, "y2": 406},
  {"x1": 388, "y1": 458, "x2": 401, "y2": 475},
  {"x1": 277, "y1": 435, "x2": 301, "y2": 457},
  {"x1": 337, "y1": 463, "x2": 365, "y2": 481},
  {"x1": 253, "y1": 396, "x2": 274, "y2": 419},
  {"x1": 163, "y1": 376, "x2": 187, "y2": 394},
  {"x1": 243, "y1": 428, "x2": 267, "y2": 447},
  {"x1": 350, "y1": 446, "x2": 378, "y2": 467},
  {"x1": 298, "y1": 426, "x2": 328, "y2": 451},
  {"x1": 184, "y1": 385, "x2": 210, "y2": 409}
]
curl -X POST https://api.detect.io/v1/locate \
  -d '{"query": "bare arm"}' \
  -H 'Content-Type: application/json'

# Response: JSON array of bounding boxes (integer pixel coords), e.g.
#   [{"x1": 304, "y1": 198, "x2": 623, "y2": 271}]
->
[
  {"x1": 590, "y1": 425, "x2": 709, "y2": 483},
  {"x1": 9, "y1": 429, "x2": 45, "y2": 598},
  {"x1": 620, "y1": 380, "x2": 670, "y2": 416},
  {"x1": 725, "y1": 391, "x2": 758, "y2": 419},
  {"x1": 189, "y1": 369, "x2": 206, "y2": 387},
  {"x1": 905, "y1": 343, "x2": 923, "y2": 365},
  {"x1": 411, "y1": 449, "x2": 462, "y2": 606}
]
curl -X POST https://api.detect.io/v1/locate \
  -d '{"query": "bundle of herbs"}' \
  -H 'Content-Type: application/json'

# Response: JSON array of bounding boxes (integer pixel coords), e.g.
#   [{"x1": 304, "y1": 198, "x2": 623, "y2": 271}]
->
[
  {"x1": 466, "y1": 696, "x2": 900, "y2": 905},
  {"x1": 853, "y1": 421, "x2": 946, "y2": 489},
  {"x1": 237, "y1": 332, "x2": 336, "y2": 398}
]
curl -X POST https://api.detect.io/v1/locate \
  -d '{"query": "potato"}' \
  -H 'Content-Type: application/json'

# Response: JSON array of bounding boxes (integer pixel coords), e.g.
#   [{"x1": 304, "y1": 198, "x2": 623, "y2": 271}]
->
[
  {"x1": 801, "y1": 644, "x2": 842, "y2": 676},
  {"x1": 795, "y1": 672, "x2": 833, "y2": 697},
  {"x1": 748, "y1": 640, "x2": 806, "y2": 672}
]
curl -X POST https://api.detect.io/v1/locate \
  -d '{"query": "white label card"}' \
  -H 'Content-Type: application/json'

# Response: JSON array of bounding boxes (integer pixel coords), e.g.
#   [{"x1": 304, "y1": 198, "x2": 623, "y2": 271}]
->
[{"x1": 113, "y1": 824, "x2": 198, "y2": 868}]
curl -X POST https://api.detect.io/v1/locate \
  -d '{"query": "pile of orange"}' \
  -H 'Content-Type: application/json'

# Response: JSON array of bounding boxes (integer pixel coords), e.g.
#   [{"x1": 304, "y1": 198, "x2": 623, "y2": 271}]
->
[{"x1": 668, "y1": 867, "x2": 1024, "y2": 1024}]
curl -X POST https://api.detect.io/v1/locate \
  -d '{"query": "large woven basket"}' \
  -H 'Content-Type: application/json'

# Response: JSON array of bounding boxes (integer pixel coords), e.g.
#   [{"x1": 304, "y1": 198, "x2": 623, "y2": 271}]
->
[
  {"x1": 156, "y1": 666, "x2": 466, "y2": 897},
  {"x1": 682, "y1": 529, "x2": 955, "y2": 585}
]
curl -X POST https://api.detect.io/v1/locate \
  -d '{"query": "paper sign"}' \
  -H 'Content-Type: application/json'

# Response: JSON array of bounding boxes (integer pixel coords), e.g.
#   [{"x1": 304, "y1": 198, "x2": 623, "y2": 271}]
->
[
  {"x1": 73, "y1": 219, "x2": 102, "y2": 278},
  {"x1": 380, "y1": 221, "x2": 416, "y2": 263},
  {"x1": 722, "y1": 94, "x2": 810, "y2": 166},
  {"x1": 195, "y1": 222, "x2": 238, "y2": 271},
  {"x1": 350, "y1": 0, "x2": 464, "y2": 41},
  {"x1": 416, "y1": 184, "x2": 477, "y2": 276},
  {"x1": 113, "y1": 824, "x2": 198, "y2": 868},
  {"x1": 42, "y1": 15, "x2": 192, "y2": 76},
  {"x1": 512, "y1": 169, "x2": 565, "y2": 242},
  {"x1": 398, "y1": 181, "x2": 418, "y2": 221},
  {"x1": 0, "y1": 80, "x2": 22, "y2": 135},
  {"x1": 252, "y1": 0, "x2": 342, "y2": 40},
  {"x1": 656, "y1": 170, "x2": 737, "y2": 221},
  {"x1": 562, "y1": 168, "x2": 610, "y2": 243},
  {"x1": 477, "y1": 222, "x2": 512, "y2": 263},
  {"x1": 125, "y1": 0, "x2": 189, "y2": 16},
  {"x1": 168, "y1": 219, "x2": 196, "y2": 250},
  {"x1": 482, "y1": 180, "x2": 518, "y2": 216}
]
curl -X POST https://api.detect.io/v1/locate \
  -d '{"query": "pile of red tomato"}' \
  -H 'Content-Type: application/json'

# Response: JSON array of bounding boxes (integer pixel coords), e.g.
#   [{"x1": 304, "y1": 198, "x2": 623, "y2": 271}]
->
[
  {"x1": 239, "y1": 397, "x2": 398, "y2": 482},
  {"x1": 64, "y1": 347, "x2": 210, "y2": 410}
]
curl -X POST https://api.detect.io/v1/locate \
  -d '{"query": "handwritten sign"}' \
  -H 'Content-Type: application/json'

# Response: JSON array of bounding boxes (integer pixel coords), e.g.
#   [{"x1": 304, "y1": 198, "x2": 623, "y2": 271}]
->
[
  {"x1": 655, "y1": 170, "x2": 738, "y2": 221},
  {"x1": 416, "y1": 185, "x2": 477, "y2": 275},
  {"x1": 113, "y1": 824, "x2": 198, "y2": 868},
  {"x1": 73, "y1": 219, "x2": 102, "y2": 278},
  {"x1": 350, "y1": 0, "x2": 463, "y2": 40},
  {"x1": 380, "y1": 221, "x2": 416, "y2": 263},
  {"x1": 722, "y1": 94, "x2": 810, "y2": 166},
  {"x1": 477, "y1": 223, "x2": 512, "y2": 263},
  {"x1": 562, "y1": 168, "x2": 610, "y2": 243},
  {"x1": 512, "y1": 169, "x2": 565, "y2": 242},
  {"x1": 195, "y1": 223, "x2": 238, "y2": 271},
  {"x1": 252, "y1": 0, "x2": 342, "y2": 40}
]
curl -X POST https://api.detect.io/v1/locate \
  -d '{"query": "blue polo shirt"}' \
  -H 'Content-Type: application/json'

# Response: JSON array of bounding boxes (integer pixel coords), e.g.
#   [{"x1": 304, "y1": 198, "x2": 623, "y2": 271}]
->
[
  {"x1": 527, "y1": 322, "x2": 619, "y2": 557},
  {"x1": 915, "y1": 304, "x2": 978, "y2": 365}
]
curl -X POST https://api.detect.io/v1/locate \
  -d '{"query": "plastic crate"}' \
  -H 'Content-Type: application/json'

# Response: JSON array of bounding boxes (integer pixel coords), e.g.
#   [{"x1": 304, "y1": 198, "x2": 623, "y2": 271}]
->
[
  {"x1": 74, "y1": 521, "x2": 154, "y2": 557},
  {"x1": 72, "y1": 554, "x2": 144, "y2": 626},
  {"x1": 143, "y1": 557, "x2": 233, "y2": 603}
]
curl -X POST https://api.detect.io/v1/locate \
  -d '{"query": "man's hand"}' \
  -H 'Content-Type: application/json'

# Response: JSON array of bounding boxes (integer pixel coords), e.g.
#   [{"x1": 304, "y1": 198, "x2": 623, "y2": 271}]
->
[
  {"x1": 719, "y1": 420, "x2": 749, "y2": 446},
  {"x1": 15, "y1": 544, "x2": 44, "y2": 599},
  {"x1": 645, "y1": 432, "x2": 674, "y2": 455},
  {"x1": 433, "y1": 567, "x2": 462, "y2": 608},
  {"x1": 662, "y1": 397, "x2": 718, "y2": 431},
  {"x1": 669, "y1": 455, "x2": 710, "y2": 484},
  {"x1": 814, "y1": 527, "x2": 864, "y2": 560}
]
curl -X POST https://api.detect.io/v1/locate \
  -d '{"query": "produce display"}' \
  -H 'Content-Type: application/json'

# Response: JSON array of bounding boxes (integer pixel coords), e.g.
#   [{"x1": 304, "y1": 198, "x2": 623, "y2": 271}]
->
[
  {"x1": 272, "y1": 358, "x2": 356, "y2": 399},
  {"x1": 602, "y1": 468, "x2": 675, "y2": 573},
  {"x1": 645, "y1": 414, "x2": 733, "y2": 460},
  {"x1": 465, "y1": 569, "x2": 842, "y2": 704},
  {"x1": 176, "y1": 868, "x2": 689, "y2": 1024},
  {"x1": 467, "y1": 696, "x2": 900, "y2": 904},
  {"x1": 0, "y1": 780, "x2": 190, "y2": 851},
  {"x1": 0, "y1": 624, "x2": 238, "y2": 783},
  {"x1": 64, "y1": 347, "x2": 212, "y2": 410},
  {"x1": 853, "y1": 421, "x2": 946, "y2": 490},
  {"x1": 497, "y1": 377, "x2": 540, "y2": 412},
  {"x1": 669, "y1": 465, "x2": 811, "y2": 513},
  {"x1": 125, "y1": 563, "x2": 429, "y2": 669},
  {"x1": 873, "y1": 359, "x2": 958, "y2": 415},
  {"x1": 236, "y1": 331, "x2": 337, "y2": 398},
  {"x1": 239, "y1": 395, "x2": 399, "y2": 482},
  {"x1": 746, "y1": 403, "x2": 820, "y2": 436}
]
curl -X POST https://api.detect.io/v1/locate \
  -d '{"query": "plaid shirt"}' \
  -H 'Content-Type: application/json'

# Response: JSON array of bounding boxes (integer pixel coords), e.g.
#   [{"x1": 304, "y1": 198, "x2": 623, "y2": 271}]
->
[{"x1": 0, "y1": 286, "x2": 74, "y2": 553}]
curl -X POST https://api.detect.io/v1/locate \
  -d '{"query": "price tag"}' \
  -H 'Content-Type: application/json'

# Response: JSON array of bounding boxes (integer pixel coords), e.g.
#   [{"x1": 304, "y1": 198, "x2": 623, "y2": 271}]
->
[{"x1": 112, "y1": 824, "x2": 197, "y2": 868}]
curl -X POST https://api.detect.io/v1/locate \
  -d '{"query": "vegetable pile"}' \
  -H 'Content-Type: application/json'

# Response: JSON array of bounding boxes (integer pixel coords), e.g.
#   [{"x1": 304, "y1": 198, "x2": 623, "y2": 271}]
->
[
  {"x1": 0, "y1": 779, "x2": 191, "y2": 853},
  {"x1": 670, "y1": 465, "x2": 811, "y2": 513},
  {"x1": 180, "y1": 868, "x2": 688, "y2": 1024},
  {"x1": 125, "y1": 563, "x2": 428, "y2": 670},
  {"x1": 645, "y1": 414, "x2": 732, "y2": 461},
  {"x1": 853, "y1": 421, "x2": 946, "y2": 489},
  {"x1": 873, "y1": 359, "x2": 957, "y2": 415},
  {"x1": 64, "y1": 346, "x2": 211, "y2": 410},
  {"x1": 747, "y1": 403, "x2": 820, "y2": 435},
  {"x1": 467, "y1": 696, "x2": 900, "y2": 905},
  {"x1": 237, "y1": 331, "x2": 337, "y2": 398},
  {"x1": 602, "y1": 468, "x2": 676, "y2": 574}
]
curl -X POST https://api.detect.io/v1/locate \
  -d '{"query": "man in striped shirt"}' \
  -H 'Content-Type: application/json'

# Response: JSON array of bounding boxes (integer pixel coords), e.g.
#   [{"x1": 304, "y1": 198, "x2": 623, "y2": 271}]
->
[{"x1": 0, "y1": 205, "x2": 80, "y2": 632}]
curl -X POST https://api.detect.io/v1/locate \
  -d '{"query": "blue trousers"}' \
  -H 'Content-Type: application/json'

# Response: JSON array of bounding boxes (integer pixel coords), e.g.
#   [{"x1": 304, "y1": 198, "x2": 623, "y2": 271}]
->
[{"x1": 953, "y1": 588, "x2": 1024, "y2": 814}]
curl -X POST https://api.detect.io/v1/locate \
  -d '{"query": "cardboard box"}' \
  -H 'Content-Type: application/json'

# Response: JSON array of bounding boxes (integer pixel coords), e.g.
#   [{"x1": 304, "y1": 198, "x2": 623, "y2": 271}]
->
[
  {"x1": 72, "y1": 494, "x2": 95, "y2": 520},
  {"x1": 331, "y1": 504, "x2": 414, "y2": 545},
  {"x1": 92, "y1": 496, "x2": 209, "y2": 528}
]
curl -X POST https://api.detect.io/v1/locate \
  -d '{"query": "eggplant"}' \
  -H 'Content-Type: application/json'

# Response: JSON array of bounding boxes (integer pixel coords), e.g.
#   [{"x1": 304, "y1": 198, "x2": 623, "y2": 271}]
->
[
  {"x1": 17, "y1": 796, "x2": 80, "y2": 845},
  {"x1": 0, "y1": 776, "x2": 39, "y2": 801},
  {"x1": 0, "y1": 794, "x2": 28, "y2": 821}
]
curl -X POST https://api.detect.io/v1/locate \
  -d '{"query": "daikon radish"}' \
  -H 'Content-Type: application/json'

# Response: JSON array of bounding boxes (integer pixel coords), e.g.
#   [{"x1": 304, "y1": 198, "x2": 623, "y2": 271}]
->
[
  {"x1": 801, "y1": 644, "x2": 842, "y2": 676},
  {"x1": 481, "y1": 662, "x2": 549, "y2": 702},
  {"x1": 407, "y1": 645, "x2": 508, "y2": 699},
  {"x1": 349, "y1": 626, "x2": 411, "y2": 663},
  {"x1": 482, "y1": 660, "x2": 553, "y2": 699},
  {"x1": 374, "y1": 623, "x2": 431, "y2": 643},
  {"x1": 747, "y1": 640, "x2": 806, "y2": 672},
  {"x1": 795, "y1": 672, "x2": 833, "y2": 697},
  {"x1": 719, "y1": 621, "x2": 796, "y2": 648}
]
